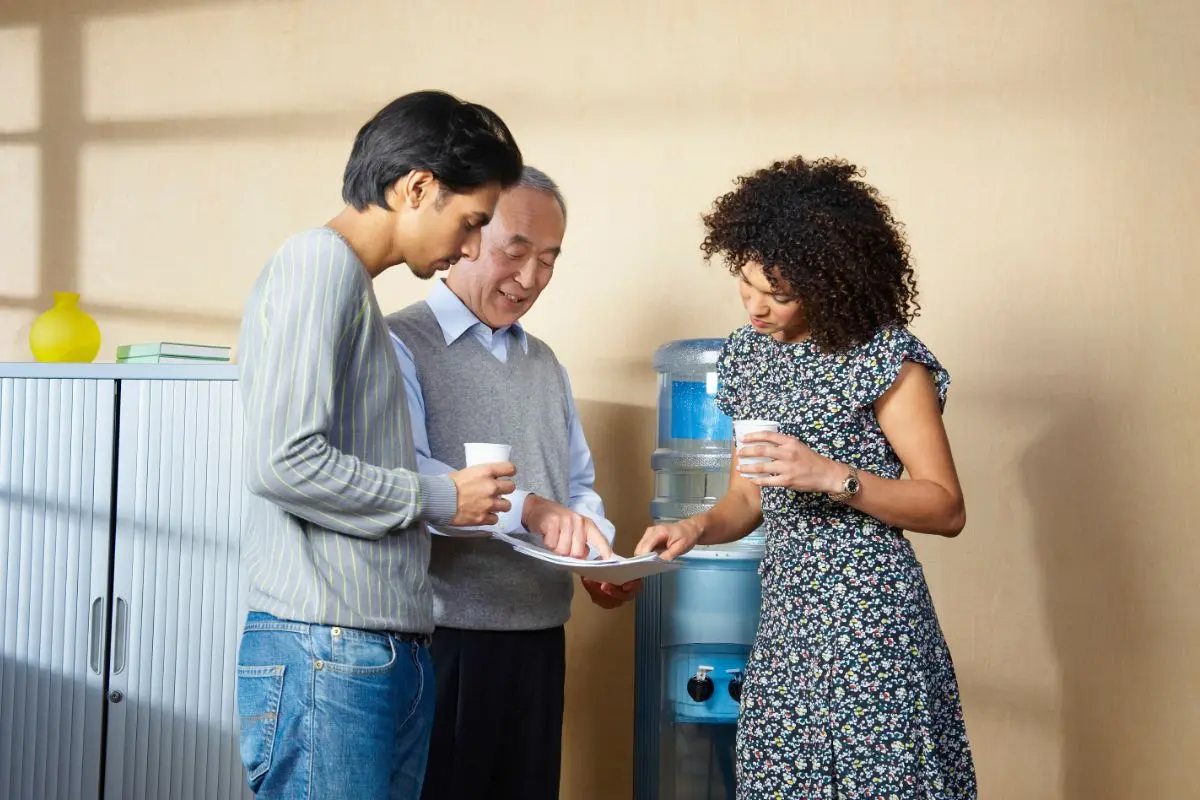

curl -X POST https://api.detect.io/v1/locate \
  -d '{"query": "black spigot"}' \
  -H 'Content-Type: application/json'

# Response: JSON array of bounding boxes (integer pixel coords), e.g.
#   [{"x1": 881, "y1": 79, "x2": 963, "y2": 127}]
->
[
  {"x1": 686, "y1": 665, "x2": 715, "y2": 702},
  {"x1": 727, "y1": 668, "x2": 744, "y2": 703}
]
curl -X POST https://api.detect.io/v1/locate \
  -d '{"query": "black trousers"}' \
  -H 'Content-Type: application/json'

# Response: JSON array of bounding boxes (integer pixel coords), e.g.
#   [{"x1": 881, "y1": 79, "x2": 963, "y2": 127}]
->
[{"x1": 420, "y1": 626, "x2": 566, "y2": 800}]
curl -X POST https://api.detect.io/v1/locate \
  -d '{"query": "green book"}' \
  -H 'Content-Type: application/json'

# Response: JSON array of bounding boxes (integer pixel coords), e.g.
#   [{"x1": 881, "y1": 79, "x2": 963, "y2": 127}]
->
[
  {"x1": 117, "y1": 354, "x2": 230, "y2": 364},
  {"x1": 115, "y1": 341, "x2": 231, "y2": 360}
]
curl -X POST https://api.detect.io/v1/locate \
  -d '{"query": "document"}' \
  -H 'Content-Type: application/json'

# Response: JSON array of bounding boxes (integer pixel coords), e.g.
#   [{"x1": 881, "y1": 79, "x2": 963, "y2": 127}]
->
[
  {"x1": 496, "y1": 532, "x2": 682, "y2": 583},
  {"x1": 433, "y1": 528, "x2": 683, "y2": 582}
]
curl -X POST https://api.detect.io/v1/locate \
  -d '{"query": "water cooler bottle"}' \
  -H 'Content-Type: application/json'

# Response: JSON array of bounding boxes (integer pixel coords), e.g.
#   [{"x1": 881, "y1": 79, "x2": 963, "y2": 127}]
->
[{"x1": 633, "y1": 339, "x2": 765, "y2": 800}]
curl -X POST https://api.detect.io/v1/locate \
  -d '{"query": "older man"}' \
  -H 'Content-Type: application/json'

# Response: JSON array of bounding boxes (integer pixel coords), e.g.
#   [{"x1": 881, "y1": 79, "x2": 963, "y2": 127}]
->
[{"x1": 386, "y1": 166, "x2": 637, "y2": 800}]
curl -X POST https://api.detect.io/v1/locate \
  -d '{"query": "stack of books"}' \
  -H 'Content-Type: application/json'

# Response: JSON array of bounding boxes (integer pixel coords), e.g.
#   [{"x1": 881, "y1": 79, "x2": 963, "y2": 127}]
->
[{"x1": 115, "y1": 342, "x2": 232, "y2": 364}]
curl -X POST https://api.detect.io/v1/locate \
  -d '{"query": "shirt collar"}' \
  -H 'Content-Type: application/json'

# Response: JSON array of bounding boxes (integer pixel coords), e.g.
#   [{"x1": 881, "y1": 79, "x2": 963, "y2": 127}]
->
[{"x1": 426, "y1": 279, "x2": 528, "y2": 352}]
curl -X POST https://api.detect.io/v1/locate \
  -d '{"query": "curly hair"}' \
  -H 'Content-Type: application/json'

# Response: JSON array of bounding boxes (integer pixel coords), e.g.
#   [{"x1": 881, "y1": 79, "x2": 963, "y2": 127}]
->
[{"x1": 700, "y1": 156, "x2": 921, "y2": 352}]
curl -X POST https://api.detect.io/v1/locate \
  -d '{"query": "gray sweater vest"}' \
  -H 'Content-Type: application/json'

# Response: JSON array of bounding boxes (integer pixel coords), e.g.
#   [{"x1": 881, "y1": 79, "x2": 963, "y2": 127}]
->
[{"x1": 386, "y1": 302, "x2": 575, "y2": 630}]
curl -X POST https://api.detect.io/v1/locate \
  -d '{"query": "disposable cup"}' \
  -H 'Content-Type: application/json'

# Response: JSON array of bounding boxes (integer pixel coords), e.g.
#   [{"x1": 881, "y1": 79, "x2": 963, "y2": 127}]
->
[
  {"x1": 464, "y1": 442, "x2": 512, "y2": 467},
  {"x1": 733, "y1": 420, "x2": 779, "y2": 476}
]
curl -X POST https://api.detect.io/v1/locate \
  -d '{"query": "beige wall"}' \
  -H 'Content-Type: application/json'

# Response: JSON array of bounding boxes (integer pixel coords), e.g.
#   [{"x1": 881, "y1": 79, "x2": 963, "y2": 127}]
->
[{"x1": 2, "y1": 1, "x2": 1198, "y2": 797}]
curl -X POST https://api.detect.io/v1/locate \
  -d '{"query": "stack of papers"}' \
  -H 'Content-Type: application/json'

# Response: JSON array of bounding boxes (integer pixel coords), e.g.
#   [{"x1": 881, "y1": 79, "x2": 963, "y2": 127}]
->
[
  {"x1": 430, "y1": 525, "x2": 683, "y2": 583},
  {"x1": 495, "y1": 531, "x2": 683, "y2": 582}
]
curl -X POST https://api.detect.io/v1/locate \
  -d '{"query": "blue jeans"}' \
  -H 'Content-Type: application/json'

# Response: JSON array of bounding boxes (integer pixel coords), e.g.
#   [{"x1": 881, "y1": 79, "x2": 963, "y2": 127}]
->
[{"x1": 236, "y1": 611, "x2": 435, "y2": 799}]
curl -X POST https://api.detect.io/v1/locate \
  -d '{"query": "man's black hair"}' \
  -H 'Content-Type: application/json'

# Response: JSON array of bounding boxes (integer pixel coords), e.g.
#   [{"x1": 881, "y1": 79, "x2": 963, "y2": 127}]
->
[{"x1": 342, "y1": 90, "x2": 523, "y2": 210}]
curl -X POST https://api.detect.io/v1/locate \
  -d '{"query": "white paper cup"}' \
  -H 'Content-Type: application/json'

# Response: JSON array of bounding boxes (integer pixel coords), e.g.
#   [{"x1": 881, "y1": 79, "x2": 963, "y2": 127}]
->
[
  {"x1": 464, "y1": 442, "x2": 512, "y2": 467},
  {"x1": 733, "y1": 420, "x2": 780, "y2": 476}
]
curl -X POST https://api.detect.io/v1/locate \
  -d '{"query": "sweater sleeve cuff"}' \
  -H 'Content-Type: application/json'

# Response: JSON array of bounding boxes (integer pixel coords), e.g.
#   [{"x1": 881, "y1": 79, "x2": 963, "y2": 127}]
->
[{"x1": 417, "y1": 474, "x2": 458, "y2": 525}]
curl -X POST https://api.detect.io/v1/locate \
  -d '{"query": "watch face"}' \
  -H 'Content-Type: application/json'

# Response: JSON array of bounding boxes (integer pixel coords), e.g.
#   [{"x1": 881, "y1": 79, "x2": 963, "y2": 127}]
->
[{"x1": 845, "y1": 477, "x2": 861, "y2": 494}]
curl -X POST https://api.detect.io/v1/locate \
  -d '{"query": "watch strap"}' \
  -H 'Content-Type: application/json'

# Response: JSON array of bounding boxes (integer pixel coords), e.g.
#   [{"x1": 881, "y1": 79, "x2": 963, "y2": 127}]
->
[{"x1": 828, "y1": 466, "x2": 860, "y2": 503}]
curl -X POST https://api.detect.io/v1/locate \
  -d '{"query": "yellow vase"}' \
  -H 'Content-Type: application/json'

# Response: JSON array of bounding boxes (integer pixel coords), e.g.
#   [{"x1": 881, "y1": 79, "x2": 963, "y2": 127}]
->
[{"x1": 29, "y1": 292, "x2": 102, "y2": 363}]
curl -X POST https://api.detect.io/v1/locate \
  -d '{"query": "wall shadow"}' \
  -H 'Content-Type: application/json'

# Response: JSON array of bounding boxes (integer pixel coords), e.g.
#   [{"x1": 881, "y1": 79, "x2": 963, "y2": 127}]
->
[
  {"x1": 1020, "y1": 394, "x2": 1148, "y2": 800},
  {"x1": 1, "y1": 0, "x2": 224, "y2": 20},
  {"x1": 560, "y1": 398, "x2": 656, "y2": 799},
  {"x1": 0, "y1": 1, "x2": 358, "y2": 354}
]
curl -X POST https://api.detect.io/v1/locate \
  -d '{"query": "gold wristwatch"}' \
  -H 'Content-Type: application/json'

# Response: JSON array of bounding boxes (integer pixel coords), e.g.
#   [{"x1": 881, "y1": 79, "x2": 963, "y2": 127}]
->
[{"x1": 828, "y1": 466, "x2": 861, "y2": 503}]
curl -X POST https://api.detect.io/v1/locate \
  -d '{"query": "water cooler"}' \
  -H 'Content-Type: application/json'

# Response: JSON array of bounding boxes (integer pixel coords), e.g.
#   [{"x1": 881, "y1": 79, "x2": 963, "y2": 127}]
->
[{"x1": 633, "y1": 339, "x2": 765, "y2": 800}]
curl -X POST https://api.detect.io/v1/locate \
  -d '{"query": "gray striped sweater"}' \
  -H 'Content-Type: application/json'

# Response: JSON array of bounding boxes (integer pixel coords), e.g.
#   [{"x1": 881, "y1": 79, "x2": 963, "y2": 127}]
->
[{"x1": 237, "y1": 227, "x2": 457, "y2": 634}]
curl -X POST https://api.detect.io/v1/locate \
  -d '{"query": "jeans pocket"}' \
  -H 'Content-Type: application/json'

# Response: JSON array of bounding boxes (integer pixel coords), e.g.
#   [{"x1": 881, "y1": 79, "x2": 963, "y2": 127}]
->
[
  {"x1": 328, "y1": 628, "x2": 397, "y2": 675},
  {"x1": 236, "y1": 664, "x2": 285, "y2": 791},
  {"x1": 402, "y1": 640, "x2": 427, "y2": 723}
]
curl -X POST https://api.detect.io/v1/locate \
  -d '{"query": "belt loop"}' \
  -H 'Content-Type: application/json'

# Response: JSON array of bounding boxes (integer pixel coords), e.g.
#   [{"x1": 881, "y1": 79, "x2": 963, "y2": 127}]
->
[{"x1": 393, "y1": 631, "x2": 431, "y2": 648}]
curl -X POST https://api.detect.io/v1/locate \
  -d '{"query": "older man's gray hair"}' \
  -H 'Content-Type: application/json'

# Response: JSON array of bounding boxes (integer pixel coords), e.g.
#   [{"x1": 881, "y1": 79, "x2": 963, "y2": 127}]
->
[{"x1": 517, "y1": 165, "x2": 567, "y2": 223}]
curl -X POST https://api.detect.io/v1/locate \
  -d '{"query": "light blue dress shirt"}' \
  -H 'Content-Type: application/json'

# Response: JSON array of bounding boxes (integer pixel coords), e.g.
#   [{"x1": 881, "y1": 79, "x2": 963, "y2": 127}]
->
[{"x1": 390, "y1": 280, "x2": 616, "y2": 546}]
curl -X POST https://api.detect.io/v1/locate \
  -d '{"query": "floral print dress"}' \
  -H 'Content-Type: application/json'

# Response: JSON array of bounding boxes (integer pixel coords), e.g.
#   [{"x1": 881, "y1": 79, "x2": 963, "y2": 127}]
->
[{"x1": 715, "y1": 324, "x2": 976, "y2": 800}]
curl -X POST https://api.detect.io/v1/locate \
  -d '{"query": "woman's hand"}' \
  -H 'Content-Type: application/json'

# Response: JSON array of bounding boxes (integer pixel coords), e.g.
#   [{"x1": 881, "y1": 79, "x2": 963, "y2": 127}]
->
[
  {"x1": 737, "y1": 431, "x2": 844, "y2": 494},
  {"x1": 635, "y1": 518, "x2": 703, "y2": 560}
]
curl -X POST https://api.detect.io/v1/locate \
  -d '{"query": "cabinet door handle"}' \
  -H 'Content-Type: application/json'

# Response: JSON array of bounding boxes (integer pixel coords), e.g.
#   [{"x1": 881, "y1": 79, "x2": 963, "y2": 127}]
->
[
  {"x1": 112, "y1": 597, "x2": 129, "y2": 675},
  {"x1": 87, "y1": 597, "x2": 104, "y2": 675}
]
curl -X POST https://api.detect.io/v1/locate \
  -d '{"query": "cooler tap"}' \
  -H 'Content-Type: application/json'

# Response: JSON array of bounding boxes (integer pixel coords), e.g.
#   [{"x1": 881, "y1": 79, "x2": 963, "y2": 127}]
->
[
  {"x1": 726, "y1": 668, "x2": 744, "y2": 702},
  {"x1": 686, "y1": 665, "x2": 715, "y2": 702}
]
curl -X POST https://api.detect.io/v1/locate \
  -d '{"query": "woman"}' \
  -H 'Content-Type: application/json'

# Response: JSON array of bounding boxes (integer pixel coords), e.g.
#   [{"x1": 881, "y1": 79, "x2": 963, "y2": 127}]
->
[{"x1": 637, "y1": 156, "x2": 976, "y2": 798}]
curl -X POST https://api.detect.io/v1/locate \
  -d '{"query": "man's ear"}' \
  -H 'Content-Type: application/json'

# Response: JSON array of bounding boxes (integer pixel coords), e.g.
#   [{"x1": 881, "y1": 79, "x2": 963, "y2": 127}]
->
[{"x1": 391, "y1": 169, "x2": 436, "y2": 210}]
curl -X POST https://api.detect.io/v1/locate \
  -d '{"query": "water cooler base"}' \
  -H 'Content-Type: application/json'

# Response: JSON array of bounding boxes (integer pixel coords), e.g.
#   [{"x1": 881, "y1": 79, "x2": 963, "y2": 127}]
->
[{"x1": 667, "y1": 723, "x2": 738, "y2": 800}]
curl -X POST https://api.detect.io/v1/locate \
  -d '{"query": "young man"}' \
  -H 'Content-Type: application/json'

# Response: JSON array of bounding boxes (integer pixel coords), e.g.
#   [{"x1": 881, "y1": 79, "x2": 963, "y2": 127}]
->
[
  {"x1": 235, "y1": 90, "x2": 524, "y2": 800},
  {"x1": 386, "y1": 167, "x2": 640, "y2": 800}
]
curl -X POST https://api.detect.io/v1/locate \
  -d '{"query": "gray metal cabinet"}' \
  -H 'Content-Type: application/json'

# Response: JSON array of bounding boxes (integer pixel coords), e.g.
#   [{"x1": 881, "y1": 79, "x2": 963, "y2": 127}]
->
[
  {"x1": 0, "y1": 365, "x2": 252, "y2": 800},
  {"x1": 105, "y1": 378, "x2": 251, "y2": 800},
  {"x1": 0, "y1": 376, "x2": 114, "y2": 800}
]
